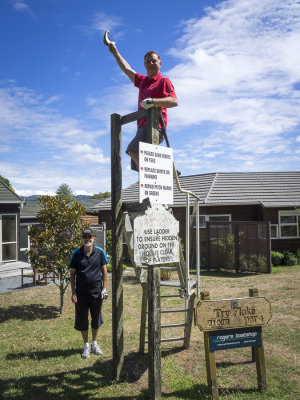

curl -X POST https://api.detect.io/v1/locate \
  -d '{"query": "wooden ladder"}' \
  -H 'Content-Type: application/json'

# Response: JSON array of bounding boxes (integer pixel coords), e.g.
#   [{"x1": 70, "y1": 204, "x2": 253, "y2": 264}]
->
[{"x1": 122, "y1": 205, "x2": 196, "y2": 354}]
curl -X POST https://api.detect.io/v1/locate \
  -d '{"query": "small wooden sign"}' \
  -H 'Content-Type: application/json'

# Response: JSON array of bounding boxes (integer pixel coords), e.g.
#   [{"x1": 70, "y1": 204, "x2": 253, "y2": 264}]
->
[
  {"x1": 134, "y1": 204, "x2": 180, "y2": 265},
  {"x1": 195, "y1": 297, "x2": 271, "y2": 332}
]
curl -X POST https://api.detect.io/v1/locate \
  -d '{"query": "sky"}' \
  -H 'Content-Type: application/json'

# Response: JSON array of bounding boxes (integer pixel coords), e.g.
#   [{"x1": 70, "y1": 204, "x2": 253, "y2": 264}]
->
[{"x1": 0, "y1": 0, "x2": 299, "y2": 197}]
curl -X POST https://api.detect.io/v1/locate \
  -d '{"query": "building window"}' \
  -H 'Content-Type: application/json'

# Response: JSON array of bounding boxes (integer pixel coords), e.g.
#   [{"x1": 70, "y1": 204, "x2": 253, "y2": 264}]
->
[
  {"x1": 270, "y1": 224, "x2": 278, "y2": 239},
  {"x1": 194, "y1": 214, "x2": 231, "y2": 228},
  {"x1": 279, "y1": 211, "x2": 299, "y2": 238},
  {"x1": 0, "y1": 214, "x2": 17, "y2": 262}
]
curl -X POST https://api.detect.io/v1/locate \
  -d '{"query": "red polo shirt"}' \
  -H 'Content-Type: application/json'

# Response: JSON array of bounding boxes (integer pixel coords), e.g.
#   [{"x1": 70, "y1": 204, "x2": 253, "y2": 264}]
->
[{"x1": 135, "y1": 72, "x2": 177, "y2": 129}]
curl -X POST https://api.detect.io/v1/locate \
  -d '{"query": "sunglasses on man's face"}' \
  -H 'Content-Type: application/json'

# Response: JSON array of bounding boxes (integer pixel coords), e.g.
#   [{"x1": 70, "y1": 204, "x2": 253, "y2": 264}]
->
[{"x1": 83, "y1": 235, "x2": 92, "y2": 239}]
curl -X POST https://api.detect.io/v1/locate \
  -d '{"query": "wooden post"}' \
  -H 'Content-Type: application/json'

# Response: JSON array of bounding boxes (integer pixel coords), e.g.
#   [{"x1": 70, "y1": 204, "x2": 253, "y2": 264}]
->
[
  {"x1": 139, "y1": 283, "x2": 148, "y2": 354},
  {"x1": 249, "y1": 288, "x2": 258, "y2": 362},
  {"x1": 148, "y1": 265, "x2": 161, "y2": 399},
  {"x1": 111, "y1": 113, "x2": 124, "y2": 380},
  {"x1": 184, "y1": 292, "x2": 196, "y2": 349},
  {"x1": 254, "y1": 334, "x2": 267, "y2": 391},
  {"x1": 201, "y1": 291, "x2": 219, "y2": 400},
  {"x1": 146, "y1": 107, "x2": 160, "y2": 145},
  {"x1": 249, "y1": 288, "x2": 267, "y2": 390}
]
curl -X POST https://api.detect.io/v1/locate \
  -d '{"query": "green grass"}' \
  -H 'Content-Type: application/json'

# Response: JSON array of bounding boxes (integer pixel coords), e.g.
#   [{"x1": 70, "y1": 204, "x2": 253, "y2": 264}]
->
[{"x1": 0, "y1": 265, "x2": 299, "y2": 399}]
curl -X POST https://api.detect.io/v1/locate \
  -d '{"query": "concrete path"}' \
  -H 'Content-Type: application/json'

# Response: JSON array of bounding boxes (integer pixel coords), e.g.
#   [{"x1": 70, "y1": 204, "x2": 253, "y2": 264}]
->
[
  {"x1": 0, "y1": 260, "x2": 32, "y2": 278},
  {"x1": 0, "y1": 261, "x2": 51, "y2": 294}
]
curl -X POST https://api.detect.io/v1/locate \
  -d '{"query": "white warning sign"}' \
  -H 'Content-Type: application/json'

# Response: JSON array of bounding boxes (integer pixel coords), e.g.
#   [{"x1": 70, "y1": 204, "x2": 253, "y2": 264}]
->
[
  {"x1": 139, "y1": 142, "x2": 173, "y2": 205},
  {"x1": 134, "y1": 204, "x2": 180, "y2": 265}
]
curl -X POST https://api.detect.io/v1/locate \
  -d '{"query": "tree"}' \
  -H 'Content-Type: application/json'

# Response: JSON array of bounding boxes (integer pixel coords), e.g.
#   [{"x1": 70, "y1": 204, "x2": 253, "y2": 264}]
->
[
  {"x1": 56, "y1": 183, "x2": 75, "y2": 201},
  {"x1": 0, "y1": 175, "x2": 15, "y2": 191},
  {"x1": 27, "y1": 195, "x2": 87, "y2": 314},
  {"x1": 91, "y1": 191, "x2": 111, "y2": 199}
]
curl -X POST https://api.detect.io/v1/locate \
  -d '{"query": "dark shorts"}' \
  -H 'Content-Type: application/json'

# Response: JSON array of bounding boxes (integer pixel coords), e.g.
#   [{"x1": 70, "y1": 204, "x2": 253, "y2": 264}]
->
[
  {"x1": 126, "y1": 126, "x2": 164, "y2": 171},
  {"x1": 74, "y1": 293, "x2": 103, "y2": 331}
]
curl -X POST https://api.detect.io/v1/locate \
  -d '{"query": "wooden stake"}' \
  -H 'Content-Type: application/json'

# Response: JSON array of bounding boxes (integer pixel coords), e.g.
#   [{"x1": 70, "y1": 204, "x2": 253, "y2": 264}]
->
[
  {"x1": 148, "y1": 265, "x2": 161, "y2": 399},
  {"x1": 111, "y1": 113, "x2": 124, "y2": 380},
  {"x1": 139, "y1": 283, "x2": 148, "y2": 354}
]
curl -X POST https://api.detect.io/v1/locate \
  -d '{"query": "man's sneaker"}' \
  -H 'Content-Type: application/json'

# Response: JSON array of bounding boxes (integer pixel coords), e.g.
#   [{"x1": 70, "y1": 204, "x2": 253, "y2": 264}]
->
[
  {"x1": 81, "y1": 344, "x2": 90, "y2": 359},
  {"x1": 91, "y1": 342, "x2": 103, "y2": 355}
]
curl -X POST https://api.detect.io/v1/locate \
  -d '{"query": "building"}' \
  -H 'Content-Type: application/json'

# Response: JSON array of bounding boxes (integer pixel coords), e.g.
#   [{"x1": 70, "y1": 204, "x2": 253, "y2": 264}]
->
[
  {"x1": 92, "y1": 172, "x2": 300, "y2": 266},
  {"x1": 0, "y1": 180, "x2": 23, "y2": 263}
]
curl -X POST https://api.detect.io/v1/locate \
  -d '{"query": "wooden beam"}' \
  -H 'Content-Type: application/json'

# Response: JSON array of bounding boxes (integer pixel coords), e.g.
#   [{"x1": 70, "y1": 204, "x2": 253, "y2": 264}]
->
[
  {"x1": 146, "y1": 107, "x2": 160, "y2": 145},
  {"x1": 121, "y1": 109, "x2": 147, "y2": 125},
  {"x1": 111, "y1": 113, "x2": 124, "y2": 380},
  {"x1": 148, "y1": 265, "x2": 161, "y2": 399},
  {"x1": 122, "y1": 199, "x2": 150, "y2": 212},
  {"x1": 139, "y1": 283, "x2": 148, "y2": 355}
]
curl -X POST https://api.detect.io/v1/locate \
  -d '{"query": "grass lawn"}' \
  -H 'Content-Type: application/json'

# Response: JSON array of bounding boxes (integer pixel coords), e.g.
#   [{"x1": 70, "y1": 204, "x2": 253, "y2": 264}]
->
[{"x1": 0, "y1": 266, "x2": 299, "y2": 399}]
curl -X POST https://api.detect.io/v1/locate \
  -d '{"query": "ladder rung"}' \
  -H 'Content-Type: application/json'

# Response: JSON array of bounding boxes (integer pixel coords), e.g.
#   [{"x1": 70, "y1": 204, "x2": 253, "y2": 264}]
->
[
  {"x1": 160, "y1": 294, "x2": 181, "y2": 298},
  {"x1": 146, "y1": 323, "x2": 186, "y2": 329},
  {"x1": 146, "y1": 309, "x2": 187, "y2": 314},
  {"x1": 161, "y1": 337, "x2": 185, "y2": 343},
  {"x1": 145, "y1": 337, "x2": 185, "y2": 344},
  {"x1": 162, "y1": 323, "x2": 187, "y2": 328}
]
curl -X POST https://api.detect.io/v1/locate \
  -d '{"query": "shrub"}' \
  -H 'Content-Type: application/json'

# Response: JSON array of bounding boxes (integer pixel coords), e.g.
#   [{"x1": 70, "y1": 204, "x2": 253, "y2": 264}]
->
[
  {"x1": 282, "y1": 251, "x2": 298, "y2": 266},
  {"x1": 106, "y1": 263, "x2": 127, "y2": 273},
  {"x1": 106, "y1": 230, "x2": 112, "y2": 257},
  {"x1": 160, "y1": 267, "x2": 173, "y2": 281},
  {"x1": 271, "y1": 251, "x2": 284, "y2": 266}
]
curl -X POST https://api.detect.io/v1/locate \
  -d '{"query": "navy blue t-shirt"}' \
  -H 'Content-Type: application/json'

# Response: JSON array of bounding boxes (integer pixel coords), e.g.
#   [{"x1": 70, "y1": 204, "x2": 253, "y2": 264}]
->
[{"x1": 69, "y1": 246, "x2": 108, "y2": 296}]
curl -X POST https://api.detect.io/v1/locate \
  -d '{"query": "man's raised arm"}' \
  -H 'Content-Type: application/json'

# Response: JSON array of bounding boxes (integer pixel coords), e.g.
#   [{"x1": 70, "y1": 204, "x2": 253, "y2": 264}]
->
[{"x1": 108, "y1": 43, "x2": 136, "y2": 84}]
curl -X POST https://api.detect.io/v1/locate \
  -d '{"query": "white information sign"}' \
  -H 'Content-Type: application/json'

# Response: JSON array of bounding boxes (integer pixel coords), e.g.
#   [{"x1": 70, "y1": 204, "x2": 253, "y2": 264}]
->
[
  {"x1": 139, "y1": 142, "x2": 173, "y2": 204},
  {"x1": 134, "y1": 204, "x2": 180, "y2": 265}
]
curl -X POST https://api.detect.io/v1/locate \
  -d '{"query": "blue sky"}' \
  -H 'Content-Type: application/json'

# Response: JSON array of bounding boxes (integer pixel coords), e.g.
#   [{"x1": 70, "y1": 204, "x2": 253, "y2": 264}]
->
[{"x1": 0, "y1": 0, "x2": 299, "y2": 196}]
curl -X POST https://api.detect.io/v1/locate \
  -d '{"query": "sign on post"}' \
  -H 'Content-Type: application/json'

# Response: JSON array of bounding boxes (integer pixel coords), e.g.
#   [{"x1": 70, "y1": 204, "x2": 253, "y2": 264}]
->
[
  {"x1": 139, "y1": 142, "x2": 173, "y2": 204},
  {"x1": 194, "y1": 297, "x2": 272, "y2": 331},
  {"x1": 196, "y1": 293, "x2": 271, "y2": 399},
  {"x1": 134, "y1": 204, "x2": 180, "y2": 265},
  {"x1": 209, "y1": 327, "x2": 262, "y2": 352}
]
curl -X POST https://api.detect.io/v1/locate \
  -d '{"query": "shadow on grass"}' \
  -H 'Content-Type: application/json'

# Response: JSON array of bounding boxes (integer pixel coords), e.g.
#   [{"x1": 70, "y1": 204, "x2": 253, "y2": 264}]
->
[
  {"x1": 1, "y1": 352, "x2": 149, "y2": 400},
  {"x1": 216, "y1": 359, "x2": 254, "y2": 368},
  {"x1": 0, "y1": 304, "x2": 60, "y2": 322},
  {"x1": 6, "y1": 348, "x2": 79, "y2": 360},
  {"x1": 1, "y1": 347, "x2": 262, "y2": 400},
  {"x1": 190, "y1": 269, "x2": 259, "y2": 278}
]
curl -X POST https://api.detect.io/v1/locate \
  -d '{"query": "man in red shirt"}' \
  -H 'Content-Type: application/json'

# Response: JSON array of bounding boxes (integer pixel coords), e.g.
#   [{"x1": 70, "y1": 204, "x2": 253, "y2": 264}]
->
[{"x1": 108, "y1": 43, "x2": 178, "y2": 170}]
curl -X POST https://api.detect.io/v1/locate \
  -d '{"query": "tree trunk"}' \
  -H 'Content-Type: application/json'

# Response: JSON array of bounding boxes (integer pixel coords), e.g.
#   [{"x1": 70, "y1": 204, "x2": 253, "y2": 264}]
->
[{"x1": 60, "y1": 283, "x2": 64, "y2": 314}]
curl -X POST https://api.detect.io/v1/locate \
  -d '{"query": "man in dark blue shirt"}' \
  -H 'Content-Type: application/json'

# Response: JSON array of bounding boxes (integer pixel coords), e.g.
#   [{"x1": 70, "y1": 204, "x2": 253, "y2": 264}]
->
[{"x1": 69, "y1": 228, "x2": 108, "y2": 359}]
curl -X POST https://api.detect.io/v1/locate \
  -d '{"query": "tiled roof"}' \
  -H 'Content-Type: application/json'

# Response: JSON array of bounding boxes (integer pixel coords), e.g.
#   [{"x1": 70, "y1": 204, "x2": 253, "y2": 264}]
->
[
  {"x1": 20, "y1": 200, "x2": 42, "y2": 218},
  {"x1": 0, "y1": 180, "x2": 23, "y2": 203},
  {"x1": 79, "y1": 198, "x2": 104, "y2": 214},
  {"x1": 93, "y1": 183, "x2": 140, "y2": 210},
  {"x1": 205, "y1": 172, "x2": 300, "y2": 206},
  {"x1": 92, "y1": 171, "x2": 300, "y2": 210}
]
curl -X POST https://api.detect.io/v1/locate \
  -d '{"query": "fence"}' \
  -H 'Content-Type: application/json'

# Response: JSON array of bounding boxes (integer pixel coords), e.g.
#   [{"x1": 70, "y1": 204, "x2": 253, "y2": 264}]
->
[{"x1": 206, "y1": 221, "x2": 271, "y2": 273}]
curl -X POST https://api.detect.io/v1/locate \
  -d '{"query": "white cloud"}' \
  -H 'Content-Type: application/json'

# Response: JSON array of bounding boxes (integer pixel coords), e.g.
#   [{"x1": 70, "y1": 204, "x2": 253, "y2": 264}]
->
[
  {"x1": 88, "y1": 0, "x2": 300, "y2": 176},
  {"x1": 11, "y1": 0, "x2": 35, "y2": 18},
  {"x1": 83, "y1": 12, "x2": 124, "y2": 41}
]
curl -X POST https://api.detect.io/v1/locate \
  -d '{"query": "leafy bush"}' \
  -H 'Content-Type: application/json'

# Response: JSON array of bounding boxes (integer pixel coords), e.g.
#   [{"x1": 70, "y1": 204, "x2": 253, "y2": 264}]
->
[
  {"x1": 106, "y1": 230, "x2": 112, "y2": 257},
  {"x1": 160, "y1": 266, "x2": 174, "y2": 281},
  {"x1": 271, "y1": 251, "x2": 284, "y2": 266},
  {"x1": 106, "y1": 263, "x2": 127, "y2": 273},
  {"x1": 282, "y1": 251, "x2": 298, "y2": 266}
]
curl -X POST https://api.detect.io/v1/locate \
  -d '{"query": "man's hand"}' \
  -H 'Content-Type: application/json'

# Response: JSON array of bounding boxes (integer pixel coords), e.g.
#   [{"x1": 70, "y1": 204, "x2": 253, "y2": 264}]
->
[
  {"x1": 140, "y1": 98, "x2": 154, "y2": 109},
  {"x1": 71, "y1": 292, "x2": 77, "y2": 303},
  {"x1": 101, "y1": 288, "x2": 108, "y2": 300}
]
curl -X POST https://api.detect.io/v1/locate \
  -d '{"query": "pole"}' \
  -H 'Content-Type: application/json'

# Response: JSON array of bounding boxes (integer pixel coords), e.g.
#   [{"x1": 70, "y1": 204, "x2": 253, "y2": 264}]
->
[{"x1": 111, "y1": 113, "x2": 124, "y2": 380}]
